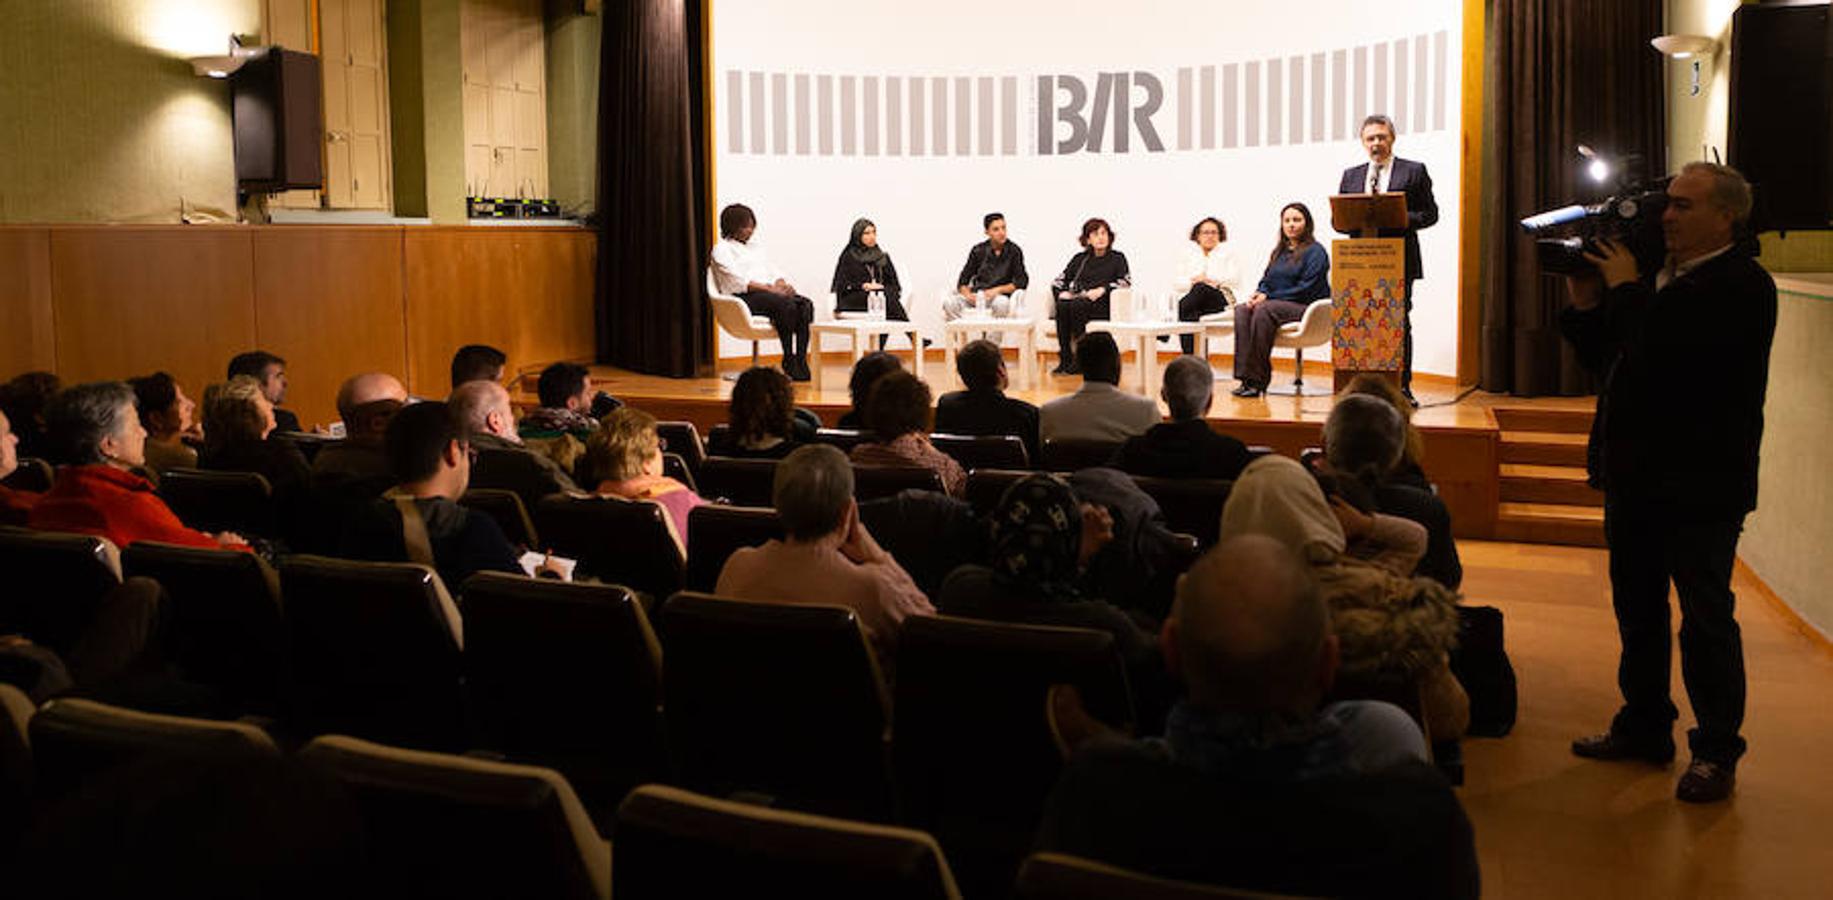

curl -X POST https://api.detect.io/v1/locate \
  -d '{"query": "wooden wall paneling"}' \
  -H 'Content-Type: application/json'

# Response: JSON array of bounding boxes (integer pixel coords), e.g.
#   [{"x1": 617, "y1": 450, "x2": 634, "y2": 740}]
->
[
  {"x1": 1418, "y1": 426, "x2": 1499, "y2": 540},
  {"x1": 0, "y1": 227, "x2": 57, "y2": 376},
  {"x1": 251, "y1": 226, "x2": 409, "y2": 429},
  {"x1": 48, "y1": 227, "x2": 257, "y2": 400}
]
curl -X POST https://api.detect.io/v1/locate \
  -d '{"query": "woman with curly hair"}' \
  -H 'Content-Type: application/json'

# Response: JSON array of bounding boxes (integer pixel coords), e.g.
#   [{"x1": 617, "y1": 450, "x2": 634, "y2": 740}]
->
[
  {"x1": 848, "y1": 370, "x2": 965, "y2": 497},
  {"x1": 708, "y1": 366, "x2": 804, "y2": 460}
]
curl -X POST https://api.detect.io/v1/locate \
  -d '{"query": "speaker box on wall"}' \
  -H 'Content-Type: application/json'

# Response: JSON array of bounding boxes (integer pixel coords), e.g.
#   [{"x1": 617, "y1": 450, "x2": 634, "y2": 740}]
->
[
  {"x1": 1728, "y1": 2, "x2": 1832, "y2": 232},
  {"x1": 232, "y1": 48, "x2": 324, "y2": 193}
]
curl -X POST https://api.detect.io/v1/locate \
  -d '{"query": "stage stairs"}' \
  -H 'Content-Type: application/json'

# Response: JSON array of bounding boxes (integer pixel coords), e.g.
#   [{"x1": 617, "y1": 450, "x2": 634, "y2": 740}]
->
[{"x1": 1492, "y1": 407, "x2": 1605, "y2": 547}]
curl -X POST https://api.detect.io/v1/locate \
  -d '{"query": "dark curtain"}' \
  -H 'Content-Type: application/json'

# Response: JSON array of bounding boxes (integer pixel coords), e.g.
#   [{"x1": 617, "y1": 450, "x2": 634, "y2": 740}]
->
[
  {"x1": 1479, "y1": 0, "x2": 1665, "y2": 395},
  {"x1": 595, "y1": 0, "x2": 712, "y2": 377}
]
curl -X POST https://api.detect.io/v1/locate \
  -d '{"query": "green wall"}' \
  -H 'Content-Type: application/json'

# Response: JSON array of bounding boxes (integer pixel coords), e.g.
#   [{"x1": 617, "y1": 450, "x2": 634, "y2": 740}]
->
[{"x1": 544, "y1": 0, "x2": 600, "y2": 216}]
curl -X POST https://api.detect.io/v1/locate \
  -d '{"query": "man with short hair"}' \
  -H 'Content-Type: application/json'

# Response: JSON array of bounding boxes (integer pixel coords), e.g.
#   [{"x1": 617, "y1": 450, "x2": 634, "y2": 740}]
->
[
  {"x1": 1112, "y1": 355, "x2": 1251, "y2": 480},
  {"x1": 311, "y1": 372, "x2": 409, "y2": 487},
  {"x1": 715, "y1": 444, "x2": 934, "y2": 662},
  {"x1": 945, "y1": 212, "x2": 1029, "y2": 325},
  {"x1": 519, "y1": 362, "x2": 607, "y2": 479},
  {"x1": 933, "y1": 339, "x2": 1040, "y2": 462},
  {"x1": 1336, "y1": 114, "x2": 1439, "y2": 403},
  {"x1": 1561, "y1": 162, "x2": 1776, "y2": 803},
  {"x1": 450, "y1": 380, "x2": 578, "y2": 510},
  {"x1": 1039, "y1": 332, "x2": 1160, "y2": 444},
  {"x1": 227, "y1": 351, "x2": 302, "y2": 432},
  {"x1": 1037, "y1": 535, "x2": 1478, "y2": 898},
  {"x1": 450, "y1": 344, "x2": 508, "y2": 390}
]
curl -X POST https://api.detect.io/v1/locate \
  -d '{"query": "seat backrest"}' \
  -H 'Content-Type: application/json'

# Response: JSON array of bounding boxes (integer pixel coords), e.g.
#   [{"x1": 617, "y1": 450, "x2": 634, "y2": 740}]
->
[
  {"x1": 813, "y1": 428, "x2": 871, "y2": 453},
  {"x1": 279, "y1": 555, "x2": 465, "y2": 749},
  {"x1": 1127, "y1": 475, "x2": 1233, "y2": 548},
  {"x1": 300, "y1": 734, "x2": 609, "y2": 900},
  {"x1": 0, "y1": 457, "x2": 53, "y2": 492},
  {"x1": 654, "y1": 421, "x2": 707, "y2": 475},
  {"x1": 614, "y1": 783, "x2": 962, "y2": 900},
  {"x1": 853, "y1": 465, "x2": 946, "y2": 501},
  {"x1": 532, "y1": 494, "x2": 684, "y2": 600},
  {"x1": 28, "y1": 697, "x2": 279, "y2": 803},
  {"x1": 1015, "y1": 852, "x2": 1309, "y2": 900},
  {"x1": 963, "y1": 469, "x2": 1030, "y2": 515},
  {"x1": 684, "y1": 504, "x2": 784, "y2": 592},
  {"x1": 660, "y1": 592, "x2": 894, "y2": 821},
  {"x1": 120, "y1": 541, "x2": 285, "y2": 710},
  {"x1": 0, "y1": 526, "x2": 122, "y2": 655},
  {"x1": 461, "y1": 573, "x2": 665, "y2": 801},
  {"x1": 661, "y1": 452, "x2": 699, "y2": 494},
  {"x1": 269, "y1": 431, "x2": 336, "y2": 463},
  {"x1": 709, "y1": 269, "x2": 774, "y2": 340},
  {"x1": 696, "y1": 456, "x2": 779, "y2": 507},
  {"x1": 0, "y1": 683, "x2": 33, "y2": 845},
  {"x1": 892, "y1": 616, "x2": 1131, "y2": 863},
  {"x1": 157, "y1": 467, "x2": 276, "y2": 538},
  {"x1": 929, "y1": 433, "x2": 1029, "y2": 470},
  {"x1": 460, "y1": 488, "x2": 539, "y2": 548},
  {"x1": 1039, "y1": 439, "x2": 1123, "y2": 472},
  {"x1": 1281, "y1": 298, "x2": 1335, "y2": 344}
]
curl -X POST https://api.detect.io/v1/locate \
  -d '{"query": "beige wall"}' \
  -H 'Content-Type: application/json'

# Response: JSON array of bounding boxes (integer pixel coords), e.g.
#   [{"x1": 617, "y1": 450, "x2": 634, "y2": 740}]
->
[{"x1": 544, "y1": 1, "x2": 600, "y2": 216}]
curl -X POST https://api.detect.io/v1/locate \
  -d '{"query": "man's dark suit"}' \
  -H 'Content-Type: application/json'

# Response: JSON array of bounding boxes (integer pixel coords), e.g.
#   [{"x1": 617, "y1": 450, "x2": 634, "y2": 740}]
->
[{"x1": 1338, "y1": 157, "x2": 1439, "y2": 389}]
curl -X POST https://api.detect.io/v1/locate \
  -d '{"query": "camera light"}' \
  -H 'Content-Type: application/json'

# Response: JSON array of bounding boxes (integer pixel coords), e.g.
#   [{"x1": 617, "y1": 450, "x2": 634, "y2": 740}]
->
[{"x1": 1587, "y1": 159, "x2": 1611, "y2": 184}]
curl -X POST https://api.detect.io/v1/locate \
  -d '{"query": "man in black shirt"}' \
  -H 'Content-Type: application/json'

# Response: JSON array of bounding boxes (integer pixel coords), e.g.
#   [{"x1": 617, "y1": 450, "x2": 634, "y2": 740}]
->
[
  {"x1": 1561, "y1": 162, "x2": 1777, "y2": 804},
  {"x1": 945, "y1": 212, "x2": 1029, "y2": 323},
  {"x1": 1112, "y1": 356, "x2": 1251, "y2": 480},
  {"x1": 934, "y1": 339, "x2": 1040, "y2": 462}
]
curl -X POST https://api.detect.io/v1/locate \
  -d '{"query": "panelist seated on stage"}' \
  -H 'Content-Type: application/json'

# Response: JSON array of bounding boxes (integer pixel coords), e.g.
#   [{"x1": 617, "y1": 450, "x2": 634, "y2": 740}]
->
[
  {"x1": 1173, "y1": 217, "x2": 1243, "y2": 355},
  {"x1": 1041, "y1": 332, "x2": 1160, "y2": 445},
  {"x1": 1232, "y1": 203, "x2": 1330, "y2": 398},
  {"x1": 449, "y1": 380, "x2": 579, "y2": 511},
  {"x1": 934, "y1": 339, "x2": 1040, "y2": 462},
  {"x1": 1050, "y1": 217, "x2": 1131, "y2": 376},
  {"x1": 711, "y1": 203, "x2": 816, "y2": 382},
  {"x1": 830, "y1": 218, "x2": 907, "y2": 324},
  {"x1": 1336, "y1": 113, "x2": 1439, "y2": 400},
  {"x1": 1112, "y1": 356, "x2": 1251, "y2": 481},
  {"x1": 946, "y1": 211, "x2": 1029, "y2": 322}
]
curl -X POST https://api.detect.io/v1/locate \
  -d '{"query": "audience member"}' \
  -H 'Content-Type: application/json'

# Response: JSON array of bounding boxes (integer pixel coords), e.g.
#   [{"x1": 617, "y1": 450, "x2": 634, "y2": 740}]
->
[
  {"x1": 0, "y1": 371, "x2": 62, "y2": 460},
  {"x1": 450, "y1": 343, "x2": 508, "y2": 389},
  {"x1": 707, "y1": 366, "x2": 804, "y2": 459},
  {"x1": 1036, "y1": 535, "x2": 1478, "y2": 899},
  {"x1": 849, "y1": 370, "x2": 966, "y2": 497},
  {"x1": 0, "y1": 409, "x2": 40, "y2": 525},
  {"x1": 1040, "y1": 332, "x2": 1160, "y2": 444},
  {"x1": 856, "y1": 489, "x2": 986, "y2": 601},
  {"x1": 339, "y1": 400, "x2": 526, "y2": 588},
  {"x1": 198, "y1": 376, "x2": 314, "y2": 542},
  {"x1": 1111, "y1": 356, "x2": 1251, "y2": 480},
  {"x1": 1324, "y1": 393, "x2": 1462, "y2": 589},
  {"x1": 715, "y1": 444, "x2": 934, "y2": 663},
  {"x1": 227, "y1": 351, "x2": 301, "y2": 432},
  {"x1": 29, "y1": 382, "x2": 246, "y2": 551},
  {"x1": 449, "y1": 380, "x2": 578, "y2": 511},
  {"x1": 710, "y1": 203, "x2": 816, "y2": 381},
  {"x1": 127, "y1": 371, "x2": 202, "y2": 478},
  {"x1": 519, "y1": 362, "x2": 601, "y2": 479},
  {"x1": 933, "y1": 339, "x2": 1040, "y2": 462},
  {"x1": 835, "y1": 351, "x2": 902, "y2": 430},
  {"x1": 1344, "y1": 373, "x2": 1431, "y2": 489},
  {"x1": 1219, "y1": 456, "x2": 1466, "y2": 739},
  {"x1": 1068, "y1": 467, "x2": 1188, "y2": 623},
  {"x1": 587, "y1": 407, "x2": 708, "y2": 554},
  {"x1": 311, "y1": 372, "x2": 408, "y2": 489}
]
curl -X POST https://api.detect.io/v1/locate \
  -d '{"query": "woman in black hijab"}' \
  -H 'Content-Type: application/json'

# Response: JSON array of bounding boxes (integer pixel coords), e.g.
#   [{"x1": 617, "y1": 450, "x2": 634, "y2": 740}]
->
[{"x1": 831, "y1": 218, "x2": 907, "y2": 321}]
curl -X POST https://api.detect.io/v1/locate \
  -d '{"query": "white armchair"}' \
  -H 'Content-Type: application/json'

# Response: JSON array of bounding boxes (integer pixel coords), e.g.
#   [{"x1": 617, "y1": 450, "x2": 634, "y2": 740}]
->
[
  {"x1": 1266, "y1": 297, "x2": 1335, "y2": 395},
  {"x1": 707, "y1": 269, "x2": 778, "y2": 378}
]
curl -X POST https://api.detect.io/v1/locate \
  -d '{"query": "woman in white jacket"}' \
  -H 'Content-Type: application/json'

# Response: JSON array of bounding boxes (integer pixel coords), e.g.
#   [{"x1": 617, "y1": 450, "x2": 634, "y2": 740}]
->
[{"x1": 1173, "y1": 216, "x2": 1241, "y2": 354}]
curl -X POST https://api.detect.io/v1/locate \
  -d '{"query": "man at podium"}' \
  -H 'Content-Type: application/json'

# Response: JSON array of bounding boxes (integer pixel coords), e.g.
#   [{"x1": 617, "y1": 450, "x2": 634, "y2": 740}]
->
[{"x1": 1337, "y1": 114, "x2": 1438, "y2": 403}]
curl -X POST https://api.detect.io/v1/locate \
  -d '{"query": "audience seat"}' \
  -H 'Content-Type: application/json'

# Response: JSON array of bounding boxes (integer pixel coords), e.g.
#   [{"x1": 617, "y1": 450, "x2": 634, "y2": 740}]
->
[
  {"x1": 813, "y1": 428, "x2": 871, "y2": 453},
  {"x1": 269, "y1": 431, "x2": 336, "y2": 463},
  {"x1": 929, "y1": 432, "x2": 1029, "y2": 470},
  {"x1": 661, "y1": 452, "x2": 699, "y2": 493},
  {"x1": 684, "y1": 504, "x2": 783, "y2": 592},
  {"x1": 279, "y1": 555, "x2": 465, "y2": 749},
  {"x1": 964, "y1": 468, "x2": 1030, "y2": 513},
  {"x1": 893, "y1": 615, "x2": 1134, "y2": 893},
  {"x1": 28, "y1": 696, "x2": 279, "y2": 804},
  {"x1": 533, "y1": 494, "x2": 685, "y2": 601},
  {"x1": 460, "y1": 573, "x2": 666, "y2": 823},
  {"x1": 660, "y1": 592, "x2": 895, "y2": 822},
  {"x1": 1, "y1": 457, "x2": 53, "y2": 493},
  {"x1": 614, "y1": 783, "x2": 963, "y2": 900},
  {"x1": 1129, "y1": 475, "x2": 1234, "y2": 548},
  {"x1": 300, "y1": 734, "x2": 611, "y2": 900},
  {"x1": 654, "y1": 421, "x2": 707, "y2": 479},
  {"x1": 157, "y1": 467, "x2": 276, "y2": 538},
  {"x1": 121, "y1": 541, "x2": 286, "y2": 712},
  {"x1": 1015, "y1": 852, "x2": 1312, "y2": 900},
  {"x1": 0, "y1": 526, "x2": 122, "y2": 656},
  {"x1": 459, "y1": 488, "x2": 540, "y2": 548},
  {"x1": 1039, "y1": 438, "x2": 1123, "y2": 472},
  {"x1": 697, "y1": 457, "x2": 778, "y2": 506},
  {"x1": 0, "y1": 683, "x2": 33, "y2": 846},
  {"x1": 853, "y1": 465, "x2": 946, "y2": 501}
]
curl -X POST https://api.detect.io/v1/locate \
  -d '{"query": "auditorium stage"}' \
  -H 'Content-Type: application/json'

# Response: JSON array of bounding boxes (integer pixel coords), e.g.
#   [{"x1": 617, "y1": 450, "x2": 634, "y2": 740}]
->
[{"x1": 576, "y1": 351, "x2": 1603, "y2": 547}]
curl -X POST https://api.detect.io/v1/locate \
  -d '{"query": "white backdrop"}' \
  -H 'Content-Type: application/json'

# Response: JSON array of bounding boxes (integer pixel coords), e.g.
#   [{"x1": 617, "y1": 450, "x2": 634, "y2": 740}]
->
[{"x1": 711, "y1": 0, "x2": 1464, "y2": 376}]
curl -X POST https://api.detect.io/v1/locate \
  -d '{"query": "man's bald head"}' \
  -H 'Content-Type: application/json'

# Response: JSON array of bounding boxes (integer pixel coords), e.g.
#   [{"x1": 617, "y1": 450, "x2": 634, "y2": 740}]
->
[
  {"x1": 449, "y1": 380, "x2": 515, "y2": 439},
  {"x1": 1171, "y1": 534, "x2": 1332, "y2": 714},
  {"x1": 334, "y1": 372, "x2": 408, "y2": 438}
]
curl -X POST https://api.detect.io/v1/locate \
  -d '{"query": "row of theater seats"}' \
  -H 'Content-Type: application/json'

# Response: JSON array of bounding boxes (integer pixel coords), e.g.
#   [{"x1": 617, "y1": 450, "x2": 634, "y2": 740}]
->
[{"x1": 0, "y1": 688, "x2": 1293, "y2": 898}]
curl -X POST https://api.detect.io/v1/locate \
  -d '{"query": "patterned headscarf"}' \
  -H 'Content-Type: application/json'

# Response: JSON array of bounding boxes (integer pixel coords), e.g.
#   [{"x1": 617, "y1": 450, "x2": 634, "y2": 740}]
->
[{"x1": 990, "y1": 473, "x2": 1084, "y2": 601}]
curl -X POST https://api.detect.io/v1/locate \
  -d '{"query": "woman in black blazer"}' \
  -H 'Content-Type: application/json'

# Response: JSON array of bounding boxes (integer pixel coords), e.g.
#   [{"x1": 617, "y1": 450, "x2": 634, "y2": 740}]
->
[{"x1": 1050, "y1": 217, "x2": 1131, "y2": 375}]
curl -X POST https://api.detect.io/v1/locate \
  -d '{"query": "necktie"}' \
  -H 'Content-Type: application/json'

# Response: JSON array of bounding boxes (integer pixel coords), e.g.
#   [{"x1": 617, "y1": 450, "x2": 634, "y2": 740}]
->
[{"x1": 1368, "y1": 165, "x2": 1383, "y2": 194}]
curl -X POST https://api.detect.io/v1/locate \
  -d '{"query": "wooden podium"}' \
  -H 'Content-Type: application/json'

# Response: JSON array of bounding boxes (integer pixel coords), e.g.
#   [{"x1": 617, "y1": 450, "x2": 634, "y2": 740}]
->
[{"x1": 1328, "y1": 193, "x2": 1408, "y2": 392}]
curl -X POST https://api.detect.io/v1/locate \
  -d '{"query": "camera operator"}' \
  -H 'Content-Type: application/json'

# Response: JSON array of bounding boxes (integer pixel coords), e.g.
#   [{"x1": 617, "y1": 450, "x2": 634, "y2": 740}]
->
[{"x1": 1559, "y1": 162, "x2": 1777, "y2": 804}]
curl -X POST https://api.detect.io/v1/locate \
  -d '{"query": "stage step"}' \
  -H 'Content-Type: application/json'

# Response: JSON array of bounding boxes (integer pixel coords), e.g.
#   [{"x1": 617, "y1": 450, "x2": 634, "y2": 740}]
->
[
  {"x1": 1495, "y1": 501, "x2": 1607, "y2": 547},
  {"x1": 1491, "y1": 406, "x2": 1595, "y2": 434},
  {"x1": 1499, "y1": 463, "x2": 1602, "y2": 506},
  {"x1": 1497, "y1": 431, "x2": 1589, "y2": 466}
]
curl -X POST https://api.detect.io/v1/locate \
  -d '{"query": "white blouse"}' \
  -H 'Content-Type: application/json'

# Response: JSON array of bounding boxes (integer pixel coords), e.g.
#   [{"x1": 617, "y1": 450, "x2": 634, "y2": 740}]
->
[
  {"x1": 1176, "y1": 244, "x2": 1242, "y2": 296},
  {"x1": 710, "y1": 238, "x2": 786, "y2": 296}
]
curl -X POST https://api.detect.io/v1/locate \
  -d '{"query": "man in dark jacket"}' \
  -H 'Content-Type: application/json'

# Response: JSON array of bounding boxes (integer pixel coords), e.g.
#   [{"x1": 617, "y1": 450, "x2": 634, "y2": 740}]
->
[
  {"x1": 1560, "y1": 162, "x2": 1777, "y2": 804},
  {"x1": 1112, "y1": 355, "x2": 1251, "y2": 481},
  {"x1": 934, "y1": 339, "x2": 1040, "y2": 462},
  {"x1": 450, "y1": 380, "x2": 578, "y2": 512}
]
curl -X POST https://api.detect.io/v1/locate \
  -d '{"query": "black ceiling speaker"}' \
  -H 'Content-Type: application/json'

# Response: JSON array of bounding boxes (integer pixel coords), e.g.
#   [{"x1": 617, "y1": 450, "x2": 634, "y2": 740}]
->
[
  {"x1": 1728, "y1": 1, "x2": 1832, "y2": 232},
  {"x1": 232, "y1": 47, "x2": 324, "y2": 193}
]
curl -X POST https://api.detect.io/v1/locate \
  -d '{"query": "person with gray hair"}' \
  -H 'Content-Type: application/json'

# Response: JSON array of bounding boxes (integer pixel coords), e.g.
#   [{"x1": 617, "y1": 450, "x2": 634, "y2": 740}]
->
[
  {"x1": 1320, "y1": 391, "x2": 1463, "y2": 590},
  {"x1": 715, "y1": 444, "x2": 934, "y2": 666},
  {"x1": 29, "y1": 381, "x2": 247, "y2": 551},
  {"x1": 449, "y1": 380, "x2": 577, "y2": 511},
  {"x1": 1111, "y1": 355, "x2": 1252, "y2": 480},
  {"x1": 1560, "y1": 161, "x2": 1776, "y2": 804}
]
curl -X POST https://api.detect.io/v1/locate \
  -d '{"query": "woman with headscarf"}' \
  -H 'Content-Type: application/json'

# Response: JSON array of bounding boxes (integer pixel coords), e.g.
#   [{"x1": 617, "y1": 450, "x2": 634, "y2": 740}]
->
[
  {"x1": 831, "y1": 219, "x2": 911, "y2": 351},
  {"x1": 1218, "y1": 455, "x2": 1467, "y2": 740}
]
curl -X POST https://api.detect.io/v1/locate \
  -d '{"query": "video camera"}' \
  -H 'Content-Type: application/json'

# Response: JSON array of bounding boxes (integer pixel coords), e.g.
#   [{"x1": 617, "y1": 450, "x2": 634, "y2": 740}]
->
[{"x1": 1518, "y1": 148, "x2": 1670, "y2": 276}]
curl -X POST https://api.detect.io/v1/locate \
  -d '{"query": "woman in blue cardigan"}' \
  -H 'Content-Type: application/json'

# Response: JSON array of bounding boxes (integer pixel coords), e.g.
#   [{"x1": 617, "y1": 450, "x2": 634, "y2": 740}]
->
[{"x1": 1232, "y1": 202, "x2": 1330, "y2": 397}]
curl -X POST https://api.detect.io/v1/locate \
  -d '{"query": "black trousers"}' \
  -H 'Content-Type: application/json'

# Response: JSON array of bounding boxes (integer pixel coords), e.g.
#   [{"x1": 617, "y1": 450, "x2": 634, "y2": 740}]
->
[
  {"x1": 1230, "y1": 299, "x2": 1306, "y2": 388},
  {"x1": 1054, "y1": 296, "x2": 1111, "y2": 363},
  {"x1": 1603, "y1": 496, "x2": 1748, "y2": 764},
  {"x1": 1176, "y1": 283, "x2": 1230, "y2": 354},
  {"x1": 1401, "y1": 277, "x2": 1417, "y2": 390},
  {"x1": 739, "y1": 290, "x2": 814, "y2": 360}
]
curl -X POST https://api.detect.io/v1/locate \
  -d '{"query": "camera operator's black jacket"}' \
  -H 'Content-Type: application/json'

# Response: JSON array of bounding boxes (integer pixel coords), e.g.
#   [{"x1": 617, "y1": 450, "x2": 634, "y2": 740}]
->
[{"x1": 1558, "y1": 247, "x2": 1777, "y2": 515}]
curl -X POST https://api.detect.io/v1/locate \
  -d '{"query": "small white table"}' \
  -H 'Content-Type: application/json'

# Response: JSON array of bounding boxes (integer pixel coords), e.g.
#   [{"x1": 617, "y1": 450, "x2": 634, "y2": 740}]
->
[
  {"x1": 809, "y1": 318, "x2": 925, "y2": 391},
  {"x1": 1088, "y1": 320, "x2": 1206, "y2": 394},
  {"x1": 941, "y1": 316, "x2": 1038, "y2": 388}
]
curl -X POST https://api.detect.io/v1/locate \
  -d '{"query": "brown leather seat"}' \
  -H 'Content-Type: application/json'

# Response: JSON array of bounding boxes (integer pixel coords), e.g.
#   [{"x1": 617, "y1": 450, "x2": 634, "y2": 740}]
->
[
  {"x1": 852, "y1": 465, "x2": 946, "y2": 501},
  {"x1": 0, "y1": 526, "x2": 122, "y2": 656},
  {"x1": 532, "y1": 494, "x2": 685, "y2": 601},
  {"x1": 1038, "y1": 438, "x2": 1123, "y2": 472},
  {"x1": 156, "y1": 467, "x2": 276, "y2": 538},
  {"x1": 697, "y1": 456, "x2": 778, "y2": 506},
  {"x1": 121, "y1": 541, "x2": 286, "y2": 712},
  {"x1": 459, "y1": 487, "x2": 539, "y2": 548},
  {"x1": 0, "y1": 684, "x2": 34, "y2": 846},
  {"x1": 28, "y1": 696, "x2": 279, "y2": 804},
  {"x1": 1015, "y1": 852, "x2": 1316, "y2": 900},
  {"x1": 1129, "y1": 475, "x2": 1233, "y2": 548},
  {"x1": 683, "y1": 504, "x2": 783, "y2": 592},
  {"x1": 0, "y1": 457, "x2": 52, "y2": 492},
  {"x1": 929, "y1": 432, "x2": 1030, "y2": 470},
  {"x1": 654, "y1": 421, "x2": 707, "y2": 479},
  {"x1": 964, "y1": 468, "x2": 1031, "y2": 514}
]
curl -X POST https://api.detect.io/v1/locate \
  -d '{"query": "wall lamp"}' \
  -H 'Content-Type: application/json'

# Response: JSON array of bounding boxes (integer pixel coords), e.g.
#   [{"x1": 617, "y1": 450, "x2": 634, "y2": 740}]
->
[
  {"x1": 1651, "y1": 34, "x2": 1720, "y2": 98},
  {"x1": 189, "y1": 35, "x2": 262, "y2": 79}
]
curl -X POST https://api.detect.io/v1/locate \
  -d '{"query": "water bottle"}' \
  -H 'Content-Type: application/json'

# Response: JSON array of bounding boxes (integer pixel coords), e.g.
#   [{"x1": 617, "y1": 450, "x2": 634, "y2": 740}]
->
[{"x1": 869, "y1": 290, "x2": 886, "y2": 320}]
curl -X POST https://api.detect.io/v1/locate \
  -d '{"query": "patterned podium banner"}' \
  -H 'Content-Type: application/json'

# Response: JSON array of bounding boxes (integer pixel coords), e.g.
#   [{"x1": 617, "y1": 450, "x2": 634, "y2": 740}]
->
[{"x1": 1330, "y1": 238, "x2": 1407, "y2": 380}]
